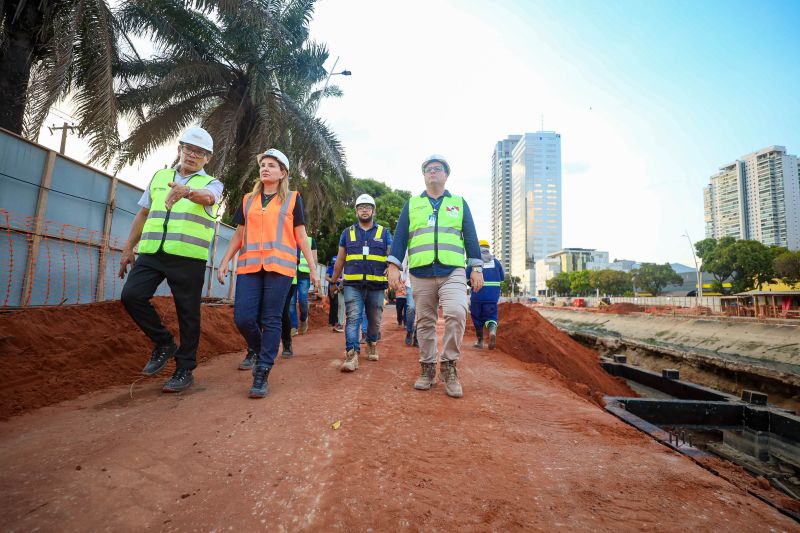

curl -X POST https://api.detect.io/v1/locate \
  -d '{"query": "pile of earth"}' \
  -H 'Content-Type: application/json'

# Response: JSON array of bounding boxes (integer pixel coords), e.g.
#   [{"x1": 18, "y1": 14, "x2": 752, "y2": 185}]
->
[
  {"x1": 0, "y1": 297, "x2": 329, "y2": 419},
  {"x1": 496, "y1": 303, "x2": 635, "y2": 405}
]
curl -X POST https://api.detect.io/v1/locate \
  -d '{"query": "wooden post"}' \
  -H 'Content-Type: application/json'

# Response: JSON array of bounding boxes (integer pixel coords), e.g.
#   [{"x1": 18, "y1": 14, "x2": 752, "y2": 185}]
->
[
  {"x1": 21, "y1": 150, "x2": 56, "y2": 306},
  {"x1": 206, "y1": 221, "x2": 220, "y2": 297},
  {"x1": 95, "y1": 177, "x2": 118, "y2": 302}
]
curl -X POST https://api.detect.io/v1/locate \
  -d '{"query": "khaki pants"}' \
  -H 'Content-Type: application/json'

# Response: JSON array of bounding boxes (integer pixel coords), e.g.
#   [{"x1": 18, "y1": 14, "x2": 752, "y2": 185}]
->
[{"x1": 410, "y1": 268, "x2": 468, "y2": 364}]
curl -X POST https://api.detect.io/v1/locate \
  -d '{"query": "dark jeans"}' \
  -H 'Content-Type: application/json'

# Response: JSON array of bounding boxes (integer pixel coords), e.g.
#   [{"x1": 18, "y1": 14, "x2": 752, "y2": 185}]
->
[
  {"x1": 282, "y1": 284, "x2": 296, "y2": 349},
  {"x1": 328, "y1": 288, "x2": 338, "y2": 326},
  {"x1": 234, "y1": 271, "x2": 292, "y2": 369},
  {"x1": 395, "y1": 297, "x2": 406, "y2": 325},
  {"x1": 121, "y1": 252, "x2": 207, "y2": 371}
]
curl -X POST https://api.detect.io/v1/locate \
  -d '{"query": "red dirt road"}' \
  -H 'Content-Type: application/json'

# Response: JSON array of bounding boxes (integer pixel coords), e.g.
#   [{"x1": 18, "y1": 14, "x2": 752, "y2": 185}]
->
[{"x1": 1, "y1": 310, "x2": 797, "y2": 531}]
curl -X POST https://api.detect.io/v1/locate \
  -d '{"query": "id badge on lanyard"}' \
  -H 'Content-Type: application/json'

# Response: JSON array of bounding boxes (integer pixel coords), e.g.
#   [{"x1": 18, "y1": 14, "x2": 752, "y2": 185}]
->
[{"x1": 427, "y1": 212, "x2": 437, "y2": 227}]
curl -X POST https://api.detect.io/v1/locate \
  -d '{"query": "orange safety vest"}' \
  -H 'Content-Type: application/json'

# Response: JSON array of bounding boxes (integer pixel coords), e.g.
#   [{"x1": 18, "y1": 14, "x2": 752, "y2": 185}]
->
[{"x1": 236, "y1": 191, "x2": 298, "y2": 277}]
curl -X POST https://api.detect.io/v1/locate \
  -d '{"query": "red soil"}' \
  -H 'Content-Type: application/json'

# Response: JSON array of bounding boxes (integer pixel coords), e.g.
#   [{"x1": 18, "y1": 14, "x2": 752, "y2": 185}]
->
[
  {"x1": 600, "y1": 302, "x2": 645, "y2": 314},
  {"x1": 0, "y1": 310, "x2": 795, "y2": 530},
  {"x1": 496, "y1": 304, "x2": 635, "y2": 405},
  {"x1": 0, "y1": 296, "x2": 331, "y2": 420}
]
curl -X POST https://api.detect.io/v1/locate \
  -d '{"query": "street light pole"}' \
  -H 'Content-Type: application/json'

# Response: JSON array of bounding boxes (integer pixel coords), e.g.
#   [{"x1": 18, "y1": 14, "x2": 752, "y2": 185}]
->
[
  {"x1": 316, "y1": 56, "x2": 352, "y2": 113},
  {"x1": 683, "y1": 230, "x2": 702, "y2": 307}
]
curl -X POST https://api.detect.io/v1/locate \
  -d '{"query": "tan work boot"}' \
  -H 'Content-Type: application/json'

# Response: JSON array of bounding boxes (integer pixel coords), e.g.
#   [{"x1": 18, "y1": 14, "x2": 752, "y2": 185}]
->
[
  {"x1": 439, "y1": 360, "x2": 463, "y2": 398},
  {"x1": 414, "y1": 362, "x2": 437, "y2": 390},
  {"x1": 298, "y1": 319, "x2": 308, "y2": 335},
  {"x1": 366, "y1": 341, "x2": 379, "y2": 361},
  {"x1": 340, "y1": 349, "x2": 359, "y2": 372}
]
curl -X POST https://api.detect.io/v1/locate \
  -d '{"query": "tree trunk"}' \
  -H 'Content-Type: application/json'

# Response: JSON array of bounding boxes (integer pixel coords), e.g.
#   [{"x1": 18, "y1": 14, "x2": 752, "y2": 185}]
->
[{"x1": 0, "y1": 0, "x2": 46, "y2": 134}]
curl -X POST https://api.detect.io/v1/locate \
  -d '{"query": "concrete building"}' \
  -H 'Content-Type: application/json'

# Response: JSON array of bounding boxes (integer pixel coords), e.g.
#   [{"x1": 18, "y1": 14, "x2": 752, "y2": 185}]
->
[
  {"x1": 490, "y1": 135, "x2": 521, "y2": 272},
  {"x1": 534, "y1": 248, "x2": 609, "y2": 295},
  {"x1": 704, "y1": 146, "x2": 800, "y2": 250},
  {"x1": 508, "y1": 131, "x2": 562, "y2": 294}
]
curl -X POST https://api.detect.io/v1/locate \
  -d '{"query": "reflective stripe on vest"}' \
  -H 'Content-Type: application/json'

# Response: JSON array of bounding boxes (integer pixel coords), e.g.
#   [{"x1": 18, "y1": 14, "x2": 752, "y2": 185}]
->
[
  {"x1": 297, "y1": 235, "x2": 312, "y2": 273},
  {"x1": 407, "y1": 194, "x2": 465, "y2": 269},
  {"x1": 483, "y1": 281, "x2": 502, "y2": 287},
  {"x1": 138, "y1": 169, "x2": 219, "y2": 260},
  {"x1": 343, "y1": 224, "x2": 388, "y2": 287},
  {"x1": 236, "y1": 191, "x2": 298, "y2": 277}
]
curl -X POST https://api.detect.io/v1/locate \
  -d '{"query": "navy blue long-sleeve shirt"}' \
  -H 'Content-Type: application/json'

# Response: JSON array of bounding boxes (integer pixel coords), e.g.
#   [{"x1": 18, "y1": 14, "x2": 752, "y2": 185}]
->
[{"x1": 388, "y1": 190, "x2": 482, "y2": 278}]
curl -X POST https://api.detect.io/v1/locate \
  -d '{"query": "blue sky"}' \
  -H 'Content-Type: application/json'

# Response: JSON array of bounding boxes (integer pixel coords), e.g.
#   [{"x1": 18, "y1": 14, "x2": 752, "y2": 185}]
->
[
  {"x1": 37, "y1": 0, "x2": 799, "y2": 266},
  {"x1": 309, "y1": 0, "x2": 800, "y2": 265}
]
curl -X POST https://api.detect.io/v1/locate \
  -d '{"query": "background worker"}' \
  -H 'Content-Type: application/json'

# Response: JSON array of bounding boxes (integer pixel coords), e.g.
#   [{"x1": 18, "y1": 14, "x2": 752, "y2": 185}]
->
[
  {"x1": 467, "y1": 240, "x2": 504, "y2": 350},
  {"x1": 217, "y1": 149, "x2": 318, "y2": 398},
  {"x1": 119, "y1": 126, "x2": 221, "y2": 393},
  {"x1": 331, "y1": 194, "x2": 392, "y2": 372},
  {"x1": 402, "y1": 254, "x2": 417, "y2": 346},
  {"x1": 290, "y1": 235, "x2": 316, "y2": 335},
  {"x1": 387, "y1": 154, "x2": 483, "y2": 398},
  {"x1": 325, "y1": 257, "x2": 342, "y2": 331}
]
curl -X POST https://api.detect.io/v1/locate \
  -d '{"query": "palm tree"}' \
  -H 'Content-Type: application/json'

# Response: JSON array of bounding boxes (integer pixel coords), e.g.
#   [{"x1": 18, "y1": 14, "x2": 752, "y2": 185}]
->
[
  {"x1": 0, "y1": 0, "x2": 122, "y2": 156},
  {"x1": 114, "y1": 0, "x2": 347, "y2": 216}
]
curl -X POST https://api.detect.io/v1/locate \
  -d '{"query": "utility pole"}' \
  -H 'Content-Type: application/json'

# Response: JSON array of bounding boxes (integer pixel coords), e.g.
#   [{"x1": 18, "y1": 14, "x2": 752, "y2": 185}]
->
[{"x1": 48, "y1": 122, "x2": 78, "y2": 155}]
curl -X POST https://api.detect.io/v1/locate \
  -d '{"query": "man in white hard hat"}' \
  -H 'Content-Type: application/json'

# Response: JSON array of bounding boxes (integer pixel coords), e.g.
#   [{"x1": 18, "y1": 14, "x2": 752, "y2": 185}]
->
[
  {"x1": 387, "y1": 155, "x2": 483, "y2": 398},
  {"x1": 331, "y1": 193, "x2": 393, "y2": 372},
  {"x1": 119, "y1": 126, "x2": 223, "y2": 393}
]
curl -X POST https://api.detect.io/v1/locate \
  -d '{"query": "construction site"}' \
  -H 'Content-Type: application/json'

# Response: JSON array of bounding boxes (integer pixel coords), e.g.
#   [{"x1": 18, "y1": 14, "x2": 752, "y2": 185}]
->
[{"x1": 1, "y1": 296, "x2": 799, "y2": 531}]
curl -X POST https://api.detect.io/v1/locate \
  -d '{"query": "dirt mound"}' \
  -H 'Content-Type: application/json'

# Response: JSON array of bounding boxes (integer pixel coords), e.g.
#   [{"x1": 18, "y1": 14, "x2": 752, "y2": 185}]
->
[
  {"x1": 496, "y1": 303, "x2": 635, "y2": 405},
  {"x1": 601, "y1": 302, "x2": 644, "y2": 314},
  {"x1": 0, "y1": 296, "x2": 327, "y2": 419}
]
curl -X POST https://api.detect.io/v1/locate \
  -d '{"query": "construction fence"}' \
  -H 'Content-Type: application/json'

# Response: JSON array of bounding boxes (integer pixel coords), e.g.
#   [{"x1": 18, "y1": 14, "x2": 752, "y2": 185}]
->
[{"x1": 0, "y1": 129, "x2": 237, "y2": 307}]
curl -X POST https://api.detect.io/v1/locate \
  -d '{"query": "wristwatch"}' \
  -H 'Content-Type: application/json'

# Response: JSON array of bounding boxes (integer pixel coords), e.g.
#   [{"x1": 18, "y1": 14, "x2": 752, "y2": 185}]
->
[
  {"x1": 474, "y1": 266, "x2": 483, "y2": 273},
  {"x1": 187, "y1": 187, "x2": 194, "y2": 197}
]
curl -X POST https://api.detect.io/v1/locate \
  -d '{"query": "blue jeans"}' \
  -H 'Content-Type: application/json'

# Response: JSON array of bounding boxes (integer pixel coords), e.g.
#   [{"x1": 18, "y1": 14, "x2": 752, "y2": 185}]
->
[
  {"x1": 361, "y1": 306, "x2": 368, "y2": 335},
  {"x1": 289, "y1": 277, "x2": 310, "y2": 328},
  {"x1": 343, "y1": 285, "x2": 384, "y2": 352},
  {"x1": 405, "y1": 287, "x2": 416, "y2": 334},
  {"x1": 234, "y1": 271, "x2": 292, "y2": 369}
]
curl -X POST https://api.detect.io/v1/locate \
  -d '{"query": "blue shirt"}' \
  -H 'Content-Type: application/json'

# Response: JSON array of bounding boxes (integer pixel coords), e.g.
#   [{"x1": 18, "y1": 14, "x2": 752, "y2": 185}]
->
[
  {"x1": 338, "y1": 222, "x2": 393, "y2": 250},
  {"x1": 467, "y1": 257, "x2": 505, "y2": 303},
  {"x1": 388, "y1": 190, "x2": 482, "y2": 278}
]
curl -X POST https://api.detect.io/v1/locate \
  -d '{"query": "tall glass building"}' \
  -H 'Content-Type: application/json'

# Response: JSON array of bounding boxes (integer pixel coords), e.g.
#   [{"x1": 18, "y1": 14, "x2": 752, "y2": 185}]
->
[
  {"x1": 509, "y1": 131, "x2": 563, "y2": 294},
  {"x1": 491, "y1": 135, "x2": 521, "y2": 273},
  {"x1": 704, "y1": 146, "x2": 800, "y2": 251}
]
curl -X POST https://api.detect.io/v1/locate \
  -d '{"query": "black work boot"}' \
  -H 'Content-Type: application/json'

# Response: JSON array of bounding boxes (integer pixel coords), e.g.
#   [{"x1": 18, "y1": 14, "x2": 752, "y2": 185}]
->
[
  {"x1": 162, "y1": 369, "x2": 193, "y2": 392},
  {"x1": 405, "y1": 331, "x2": 413, "y2": 346},
  {"x1": 487, "y1": 322, "x2": 498, "y2": 350},
  {"x1": 142, "y1": 342, "x2": 177, "y2": 376},
  {"x1": 281, "y1": 343, "x2": 293, "y2": 358},
  {"x1": 249, "y1": 366, "x2": 270, "y2": 398},
  {"x1": 472, "y1": 326, "x2": 484, "y2": 349},
  {"x1": 238, "y1": 349, "x2": 257, "y2": 370}
]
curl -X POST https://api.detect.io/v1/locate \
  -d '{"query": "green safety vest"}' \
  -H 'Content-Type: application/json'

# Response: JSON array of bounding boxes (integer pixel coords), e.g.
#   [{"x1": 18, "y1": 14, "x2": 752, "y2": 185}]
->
[
  {"x1": 139, "y1": 169, "x2": 220, "y2": 260},
  {"x1": 297, "y1": 236, "x2": 313, "y2": 273},
  {"x1": 407, "y1": 194, "x2": 465, "y2": 269}
]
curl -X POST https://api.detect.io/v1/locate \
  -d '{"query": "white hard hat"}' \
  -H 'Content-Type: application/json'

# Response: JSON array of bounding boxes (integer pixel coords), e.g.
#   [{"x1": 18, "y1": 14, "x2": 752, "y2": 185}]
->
[
  {"x1": 355, "y1": 193, "x2": 376, "y2": 208},
  {"x1": 180, "y1": 127, "x2": 213, "y2": 153},
  {"x1": 421, "y1": 154, "x2": 450, "y2": 174},
  {"x1": 258, "y1": 148, "x2": 290, "y2": 171}
]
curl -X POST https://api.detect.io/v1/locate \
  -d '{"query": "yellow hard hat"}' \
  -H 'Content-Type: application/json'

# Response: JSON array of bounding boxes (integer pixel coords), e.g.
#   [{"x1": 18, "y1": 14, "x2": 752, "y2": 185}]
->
[{"x1": 479, "y1": 239, "x2": 490, "y2": 247}]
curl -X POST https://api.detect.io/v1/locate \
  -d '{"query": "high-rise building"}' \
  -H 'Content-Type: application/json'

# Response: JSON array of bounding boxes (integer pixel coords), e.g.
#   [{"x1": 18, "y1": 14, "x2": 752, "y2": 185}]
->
[
  {"x1": 704, "y1": 146, "x2": 800, "y2": 250},
  {"x1": 509, "y1": 131, "x2": 562, "y2": 294},
  {"x1": 490, "y1": 135, "x2": 521, "y2": 272}
]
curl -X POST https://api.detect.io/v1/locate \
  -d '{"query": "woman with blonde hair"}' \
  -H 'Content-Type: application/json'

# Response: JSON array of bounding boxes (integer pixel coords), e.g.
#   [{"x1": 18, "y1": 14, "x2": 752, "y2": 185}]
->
[{"x1": 218, "y1": 149, "x2": 318, "y2": 398}]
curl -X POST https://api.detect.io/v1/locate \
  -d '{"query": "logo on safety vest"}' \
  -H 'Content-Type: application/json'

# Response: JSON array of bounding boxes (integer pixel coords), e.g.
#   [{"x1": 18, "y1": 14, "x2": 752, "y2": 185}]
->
[{"x1": 445, "y1": 205, "x2": 460, "y2": 215}]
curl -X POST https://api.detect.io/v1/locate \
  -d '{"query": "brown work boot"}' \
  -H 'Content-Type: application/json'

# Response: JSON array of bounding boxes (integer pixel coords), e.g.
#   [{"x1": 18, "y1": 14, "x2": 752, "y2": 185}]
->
[
  {"x1": 439, "y1": 360, "x2": 463, "y2": 398},
  {"x1": 366, "y1": 341, "x2": 379, "y2": 361},
  {"x1": 298, "y1": 319, "x2": 308, "y2": 335},
  {"x1": 340, "y1": 349, "x2": 359, "y2": 372},
  {"x1": 414, "y1": 362, "x2": 437, "y2": 390}
]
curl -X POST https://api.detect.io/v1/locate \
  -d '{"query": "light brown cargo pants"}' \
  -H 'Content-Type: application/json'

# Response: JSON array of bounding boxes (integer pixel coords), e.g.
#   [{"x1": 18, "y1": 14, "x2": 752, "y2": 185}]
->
[{"x1": 410, "y1": 268, "x2": 469, "y2": 364}]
